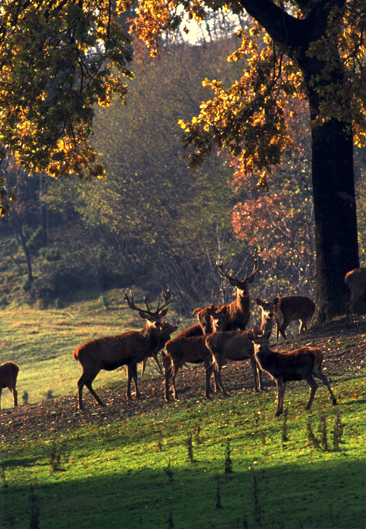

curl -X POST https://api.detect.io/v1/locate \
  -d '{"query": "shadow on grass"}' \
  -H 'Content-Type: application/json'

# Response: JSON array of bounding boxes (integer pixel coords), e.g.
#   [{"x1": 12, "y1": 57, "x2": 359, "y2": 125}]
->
[{"x1": 0, "y1": 457, "x2": 364, "y2": 529}]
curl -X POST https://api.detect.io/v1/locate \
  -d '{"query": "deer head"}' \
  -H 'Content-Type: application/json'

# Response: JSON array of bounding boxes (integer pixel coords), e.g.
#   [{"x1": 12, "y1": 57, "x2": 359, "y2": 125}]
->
[
  {"x1": 216, "y1": 258, "x2": 259, "y2": 294},
  {"x1": 124, "y1": 287, "x2": 172, "y2": 324}
]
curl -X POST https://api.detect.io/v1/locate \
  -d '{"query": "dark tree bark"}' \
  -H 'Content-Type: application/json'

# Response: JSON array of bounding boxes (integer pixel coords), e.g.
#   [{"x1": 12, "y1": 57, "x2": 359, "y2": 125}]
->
[{"x1": 238, "y1": 0, "x2": 359, "y2": 321}]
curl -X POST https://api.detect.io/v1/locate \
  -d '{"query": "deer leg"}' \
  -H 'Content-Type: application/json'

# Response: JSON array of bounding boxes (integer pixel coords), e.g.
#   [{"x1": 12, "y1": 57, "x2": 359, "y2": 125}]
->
[
  {"x1": 171, "y1": 360, "x2": 182, "y2": 401},
  {"x1": 152, "y1": 353, "x2": 163, "y2": 375},
  {"x1": 275, "y1": 378, "x2": 285, "y2": 416},
  {"x1": 127, "y1": 363, "x2": 141, "y2": 399},
  {"x1": 204, "y1": 359, "x2": 214, "y2": 398},
  {"x1": 313, "y1": 368, "x2": 337, "y2": 405},
  {"x1": 10, "y1": 387, "x2": 18, "y2": 407},
  {"x1": 303, "y1": 374, "x2": 318, "y2": 410},
  {"x1": 164, "y1": 363, "x2": 172, "y2": 402},
  {"x1": 255, "y1": 360, "x2": 263, "y2": 391},
  {"x1": 346, "y1": 298, "x2": 355, "y2": 327},
  {"x1": 249, "y1": 355, "x2": 259, "y2": 392},
  {"x1": 77, "y1": 369, "x2": 103, "y2": 410},
  {"x1": 141, "y1": 359, "x2": 147, "y2": 378}
]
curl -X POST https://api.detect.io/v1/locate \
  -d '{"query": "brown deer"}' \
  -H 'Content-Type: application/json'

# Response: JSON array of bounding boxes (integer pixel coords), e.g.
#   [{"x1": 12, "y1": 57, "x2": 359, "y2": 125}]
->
[
  {"x1": 73, "y1": 288, "x2": 173, "y2": 410},
  {"x1": 192, "y1": 258, "x2": 259, "y2": 333},
  {"x1": 248, "y1": 330, "x2": 337, "y2": 416},
  {"x1": 345, "y1": 268, "x2": 366, "y2": 327},
  {"x1": 140, "y1": 321, "x2": 178, "y2": 378},
  {"x1": 163, "y1": 307, "x2": 227, "y2": 401},
  {"x1": 205, "y1": 329, "x2": 263, "y2": 394},
  {"x1": 254, "y1": 298, "x2": 275, "y2": 337},
  {"x1": 0, "y1": 361, "x2": 19, "y2": 408},
  {"x1": 272, "y1": 295, "x2": 315, "y2": 341}
]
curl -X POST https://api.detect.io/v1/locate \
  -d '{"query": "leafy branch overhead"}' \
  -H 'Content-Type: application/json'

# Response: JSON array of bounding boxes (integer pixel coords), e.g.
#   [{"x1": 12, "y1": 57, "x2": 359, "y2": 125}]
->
[
  {"x1": 131, "y1": 0, "x2": 366, "y2": 182},
  {"x1": 0, "y1": 0, "x2": 134, "y2": 212}
]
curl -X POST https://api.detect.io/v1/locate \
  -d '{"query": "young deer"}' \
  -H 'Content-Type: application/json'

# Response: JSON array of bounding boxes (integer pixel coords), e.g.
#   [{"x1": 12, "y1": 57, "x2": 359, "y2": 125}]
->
[
  {"x1": 205, "y1": 329, "x2": 263, "y2": 394},
  {"x1": 272, "y1": 295, "x2": 315, "y2": 341},
  {"x1": 163, "y1": 307, "x2": 227, "y2": 401},
  {"x1": 140, "y1": 321, "x2": 178, "y2": 378},
  {"x1": 0, "y1": 361, "x2": 19, "y2": 408},
  {"x1": 345, "y1": 268, "x2": 366, "y2": 327},
  {"x1": 73, "y1": 288, "x2": 173, "y2": 410},
  {"x1": 254, "y1": 298, "x2": 275, "y2": 337},
  {"x1": 193, "y1": 258, "x2": 259, "y2": 333},
  {"x1": 248, "y1": 330, "x2": 337, "y2": 416}
]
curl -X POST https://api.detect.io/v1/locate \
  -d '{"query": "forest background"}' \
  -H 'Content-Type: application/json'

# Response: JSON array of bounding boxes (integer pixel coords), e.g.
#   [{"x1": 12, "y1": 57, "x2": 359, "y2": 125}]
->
[{"x1": 0, "y1": 12, "x2": 365, "y2": 317}]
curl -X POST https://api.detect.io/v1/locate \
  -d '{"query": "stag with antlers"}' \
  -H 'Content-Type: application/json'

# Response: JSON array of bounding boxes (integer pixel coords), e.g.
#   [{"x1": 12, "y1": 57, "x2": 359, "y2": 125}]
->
[
  {"x1": 73, "y1": 288, "x2": 173, "y2": 410},
  {"x1": 193, "y1": 258, "x2": 259, "y2": 333}
]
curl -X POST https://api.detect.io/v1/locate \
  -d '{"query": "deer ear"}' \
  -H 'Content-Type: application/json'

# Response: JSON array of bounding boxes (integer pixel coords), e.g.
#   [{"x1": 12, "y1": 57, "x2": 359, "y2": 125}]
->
[
  {"x1": 160, "y1": 308, "x2": 168, "y2": 318},
  {"x1": 247, "y1": 332, "x2": 255, "y2": 341},
  {"x1": 256, "y1": 298, "x2": 263, "y2": 306},
  {"x1": 263, "y1": 330, "x2": 271, "y2": 340},
  {"x1": 139, "y1": 311, "x2": 150, "y2": 320},
  {"x1": 272, "y1": 297, "x2": 279, "y2": 304}
]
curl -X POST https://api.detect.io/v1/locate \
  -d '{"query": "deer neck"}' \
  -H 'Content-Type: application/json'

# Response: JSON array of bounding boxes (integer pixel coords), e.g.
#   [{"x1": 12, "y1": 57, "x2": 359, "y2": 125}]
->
[
  {"x1": 236, "y1": 288, "x2": 250, "y2": 311},
  {"x1": 142, "y1": 322, "x2": 160, "y2": 349}
]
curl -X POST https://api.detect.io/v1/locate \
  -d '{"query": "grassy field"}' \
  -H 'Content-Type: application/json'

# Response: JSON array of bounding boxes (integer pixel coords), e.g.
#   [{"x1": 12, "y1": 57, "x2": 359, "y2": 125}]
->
[
  {"x1": 0, "y1": 291, "x2": 160, "y2": 407},
  {"x1": 0, "y1": 295, "x2": 365, "y2": 529}
]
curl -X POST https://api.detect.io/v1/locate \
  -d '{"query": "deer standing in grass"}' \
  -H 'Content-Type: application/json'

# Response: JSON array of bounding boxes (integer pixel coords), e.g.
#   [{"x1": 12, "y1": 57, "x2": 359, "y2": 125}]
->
[
  {"x1": 193, "y1": 258, "x2": 259, "y2": 333},
  {"x1": 0, "y1": 361, "x2": 19, "y2": 408},
  {"x1": 272, "y1": 295, "x2": 315, "y2": 341},
  {"x1": 163, "y1": 307, "x2": 227, "y2": 401},
  {"x1": 248, "y1": 330, "x2": 337, "y2": 416},
  {"x1": 345, "y1": 268, "x2": 366, "y2": 327},
  {"x1": 73, "y1": 288, "x2": 173, "y2": 410},
  {"x1": 204, "y1": 298, "x2": 275, "y2": 395},
  {"x1": 254, "y1": 298, "x2": 275, "y2": 338}
]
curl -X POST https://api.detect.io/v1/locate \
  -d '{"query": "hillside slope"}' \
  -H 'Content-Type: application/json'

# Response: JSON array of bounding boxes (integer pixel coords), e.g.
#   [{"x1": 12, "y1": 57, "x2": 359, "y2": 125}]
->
[{"x1": 1, "y1": 315, "x2": 364, "y2": 438}]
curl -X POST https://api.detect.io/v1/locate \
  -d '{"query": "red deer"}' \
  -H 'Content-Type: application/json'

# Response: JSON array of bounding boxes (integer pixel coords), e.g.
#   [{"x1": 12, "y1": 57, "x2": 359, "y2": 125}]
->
[
  {"x1": 254, "y1": 298, "x2": 275, "y2": 337},
  {"x1": 248, "y1": 330, "x2": 337, "y2": 416},
  {"x1": 73, "y1": 288, "x2": 172, "y2": 410},
  {"x1": 140, "y1": 321, "x2": 178, "y2": 378},
  {"x1": 272, "y1": 295, "x2": 315, "y2": 341},
  {"x1": 163, "y1": 307, "x2": 227, "y2": 401},
  {"x1": 205, "y1": 329, "x2": 263, "y2": 394},
  {"x1": 192, "y1": 258, "x2": 259, "y2": 333},
  {"x1": 0, "y1": 362, "x2": 19, "y2": 408},
  {"x1": 345, "y1": 268, "x2": 366, "y2": 327}
]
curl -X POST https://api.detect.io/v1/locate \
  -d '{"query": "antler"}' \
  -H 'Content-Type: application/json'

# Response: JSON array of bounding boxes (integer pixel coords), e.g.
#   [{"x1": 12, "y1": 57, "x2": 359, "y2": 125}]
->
[
  {"x1": 216, "y1": 261, "x2": 238, "y2": 282},
  {"x1": 247, "y1": 257, "x2": 259, "y2": 280},
  {"x1": 124, "y1": 287, "x2": 172, "y2": 319}
]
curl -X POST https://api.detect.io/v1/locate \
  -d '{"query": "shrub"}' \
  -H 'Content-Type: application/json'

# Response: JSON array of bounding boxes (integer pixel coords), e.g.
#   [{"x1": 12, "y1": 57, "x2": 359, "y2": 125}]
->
[
  {"x1": 22, "y1": 278, "x2": 32, "y2": 292},
  {"x1": 39, "y1": 247, "x2": 61, "y2": 262}
]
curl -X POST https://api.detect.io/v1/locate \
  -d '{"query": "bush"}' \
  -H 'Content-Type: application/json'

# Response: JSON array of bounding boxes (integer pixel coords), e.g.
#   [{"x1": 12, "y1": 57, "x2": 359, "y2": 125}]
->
[
  {"x1": 39, "y1": 247, "x2": 61, "y2": 262},
  {"x1": 22, "y1": 278, "x2": 32, "y2": 292}
]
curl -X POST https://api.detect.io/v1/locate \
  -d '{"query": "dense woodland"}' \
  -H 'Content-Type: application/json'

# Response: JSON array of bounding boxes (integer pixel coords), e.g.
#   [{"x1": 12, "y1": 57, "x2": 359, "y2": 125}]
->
[{"x1": 0, "y1": 31, "x2": 365, "y2": 316}]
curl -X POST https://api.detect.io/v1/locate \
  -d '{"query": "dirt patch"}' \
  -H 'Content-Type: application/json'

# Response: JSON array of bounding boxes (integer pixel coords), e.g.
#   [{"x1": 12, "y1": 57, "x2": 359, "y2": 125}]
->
[{"x1": 1, "y1": 315, "x2": 365, "y2": 440}]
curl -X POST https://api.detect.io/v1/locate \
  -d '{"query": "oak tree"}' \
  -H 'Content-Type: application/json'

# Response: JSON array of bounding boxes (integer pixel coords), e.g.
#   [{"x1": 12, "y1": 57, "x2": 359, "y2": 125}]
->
[
  {"x1": 0, "y1": 0, "x2": 133, "y2": 213},
  {"x1": 129, "y1": 0, "x2": 366, "y2": 321}
]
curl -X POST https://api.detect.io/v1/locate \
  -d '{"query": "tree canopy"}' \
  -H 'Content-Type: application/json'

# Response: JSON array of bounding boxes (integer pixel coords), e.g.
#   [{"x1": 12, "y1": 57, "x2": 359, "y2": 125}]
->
[
  {"x1": 0, "y1": 0, "x2": 365, "y2": 320},
  {"x1": 128, "y1": 0, "x2": 366, "y2": 321},
  {"x1": 0, "y1": 0, "x2": 133, "y2": 213}
]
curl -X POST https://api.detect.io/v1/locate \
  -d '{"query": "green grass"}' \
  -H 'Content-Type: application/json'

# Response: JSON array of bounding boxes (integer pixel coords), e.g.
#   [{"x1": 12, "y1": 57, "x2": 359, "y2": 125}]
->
[
  {"x1": 0, "y1": 376, "x2": 365, "y2": 528},
  {"x1": 0, "y1": 293, "x2": 160, "y2": 406},
  {"x1": 0, "y1": 297, "x2": 365, "y2": 528}
]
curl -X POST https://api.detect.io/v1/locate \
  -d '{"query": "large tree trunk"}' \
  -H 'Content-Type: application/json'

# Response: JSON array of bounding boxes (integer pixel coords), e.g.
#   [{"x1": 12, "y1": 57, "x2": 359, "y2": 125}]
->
[
  {"x1": 238, "y1": 0, "x2": 360, "y2": 322},
  {"x1": 310, "y1": 115, "x2": 359, "y2": 321}
]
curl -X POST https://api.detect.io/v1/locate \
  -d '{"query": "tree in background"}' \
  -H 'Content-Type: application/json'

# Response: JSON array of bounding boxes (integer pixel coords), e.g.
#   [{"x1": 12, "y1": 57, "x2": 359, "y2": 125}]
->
[
  {"x1": 231, "y1": 96, "x2": 315, "y2": 298},
  {"x1": 0, "y1": 0, "x2": 133, "y2": 213},
  {"x1": 131, "y1": 0, "x2": 366, "y2": 321},
  {"x1": 42, "y1": 38, "x2": 250, "y2": 310}
]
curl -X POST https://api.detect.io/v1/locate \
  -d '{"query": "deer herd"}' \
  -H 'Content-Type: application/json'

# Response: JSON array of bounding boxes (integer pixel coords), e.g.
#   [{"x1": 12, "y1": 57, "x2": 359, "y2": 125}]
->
[{"x1": 0, "y1": 262, "x2": 365, "y2": 417}]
